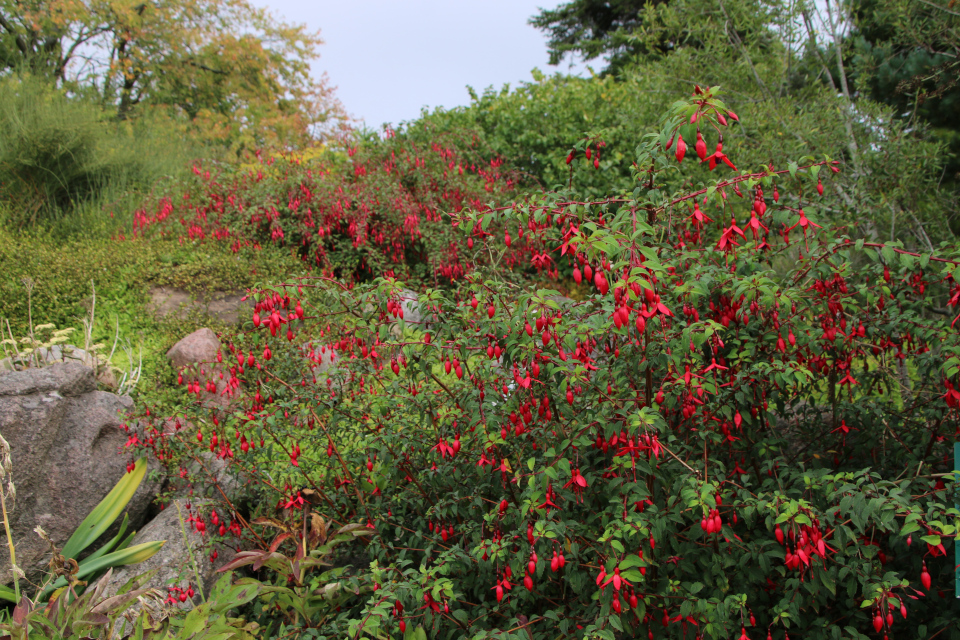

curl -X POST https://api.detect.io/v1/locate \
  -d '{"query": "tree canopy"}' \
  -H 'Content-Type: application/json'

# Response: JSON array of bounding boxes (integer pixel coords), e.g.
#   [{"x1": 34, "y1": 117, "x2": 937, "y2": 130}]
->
[
  {"x1": 529, "y1": 0, "x2": 663, "y2": 72},
  {"x1": 0, "y1": 0, "x2": 347, "y2": 149}
]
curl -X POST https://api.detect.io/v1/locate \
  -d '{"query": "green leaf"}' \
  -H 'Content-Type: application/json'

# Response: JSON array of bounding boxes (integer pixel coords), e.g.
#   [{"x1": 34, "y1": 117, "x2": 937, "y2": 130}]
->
[
  {"x1": 61, "y1": 458, "x2": 147, "y2": 560},
  {"x1": 0, "y1": 583, "x2": 17, "y2": 603},
  {"x1": 621, "y1": 569, "x2": 644, "y2": 583},
  {"x1": 609, "y1": 614, "x2": 624, "y2": 632},
  {"x1": 818, "y1": 569, "x2": 837, "y2": 596},
  {"x1": 179, "y1": 601, "x2": 214, "y2": 637},
  {"x1": 42, "y1": 541, "x2": 164, "y2": 597},
  {"x1": 81, "y1": 513, "x2": 131, "y2": 565}
]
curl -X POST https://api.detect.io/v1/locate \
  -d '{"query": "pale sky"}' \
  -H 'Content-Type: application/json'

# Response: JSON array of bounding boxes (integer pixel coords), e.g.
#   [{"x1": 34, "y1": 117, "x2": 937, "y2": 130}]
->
[{"x1": 252, "y1": 0, "x2": 586, "y2": 129}]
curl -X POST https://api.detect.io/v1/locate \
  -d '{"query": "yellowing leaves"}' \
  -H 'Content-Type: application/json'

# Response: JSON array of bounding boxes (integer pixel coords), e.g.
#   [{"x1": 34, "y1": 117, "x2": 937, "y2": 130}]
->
[{"x1": 0, "y1": 0, "x2": 346, "y2": 149}]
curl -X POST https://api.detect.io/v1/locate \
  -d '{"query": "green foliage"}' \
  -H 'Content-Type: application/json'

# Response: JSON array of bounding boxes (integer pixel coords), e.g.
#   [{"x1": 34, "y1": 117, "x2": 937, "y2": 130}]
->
[
  {"x1": 213, "y1": 515, "x2": 372, "y2": 636},
  {"x1": 0, "y1": 568, "x2": 160, "y2": 640},
  {"x1": 51, "y1": 468, "x2": 165, "y2": 598},
  {"x1": 0, "y1": 76, "x2": 192, "y2": 231},
  {"x1": 0, "y1": 225, "x2": 305, "y2": 408},
  {"x1": 421, "y1": 72, "x2": 665, "y2": 197},
  {"x1": 157, "y1": 572, "x2": 262, "y2": 640},
  {"x1": 848, "y1": 0, "x2": 960, "y2": 181},
  {"x1": 125, "y1": 87, "x2": 960, "y2": 639},
  {"x1": 0, "y1": 226, "x2": 301, "y2": 345},
  {"x1": 61, "y1": 459, "x2": 150, "y2": 560},
  {"x1": 530, "y1": 0, "x2": 661, "y2": 73},
  {"x1": 427, "y1": 0, "x2": 956, "y2": 243},
  {"x1": 0, "y1": 569, "x2": 261, "y2": 640}
]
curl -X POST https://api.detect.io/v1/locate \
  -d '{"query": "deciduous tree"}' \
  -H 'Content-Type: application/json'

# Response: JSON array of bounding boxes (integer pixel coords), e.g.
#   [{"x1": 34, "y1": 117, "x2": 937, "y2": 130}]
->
[{"x1": 0, "y1": 0, "x2": 346, "y2": 148}]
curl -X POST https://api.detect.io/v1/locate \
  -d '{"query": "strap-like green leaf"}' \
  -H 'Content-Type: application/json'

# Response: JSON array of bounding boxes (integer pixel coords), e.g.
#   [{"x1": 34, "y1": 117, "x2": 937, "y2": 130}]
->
[
  {"x1": 80, "y1": 513, "x2": 130, "y2": 566},
  {"x1": 82, "y1": 530, "x2": 139, "y2": 586},
  {"x1": 61, "y1": 458, "x2": 146, "y2": 560},
  {"x1": 0, "y1": 583, "x2": 17, "y2": 603}
]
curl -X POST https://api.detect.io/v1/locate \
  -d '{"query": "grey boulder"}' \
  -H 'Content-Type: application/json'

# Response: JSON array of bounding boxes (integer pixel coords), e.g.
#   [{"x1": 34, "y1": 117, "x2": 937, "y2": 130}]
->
[
  {"x1": 103, "y1": 498, "x2": 227, "y2": 606},
  {"x1": 0, "y1": 362, "x2": 160, "y2": 585}
]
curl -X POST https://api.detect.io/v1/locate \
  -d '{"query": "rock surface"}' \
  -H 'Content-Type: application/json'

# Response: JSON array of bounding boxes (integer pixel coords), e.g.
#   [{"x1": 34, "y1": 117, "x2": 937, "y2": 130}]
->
[
  {"x1": 148, "y1": 287, "x2": 253, "y2": 325},
  {"x1": 0, "y1": 363, "x2": 160, "y2": 584},
  {"x1": 0, "y1": 344, "x2": 117, "y2": 389},
  {"x1": 397, "y1": 289, "x2": 425, "y2": 327},
  {"x1": 103, "y1": 499, "x2": 225, "y2": 605},
  {"x1": 183, "y1": 453, "x2": 246, "y2": 502},
  {"x1": 166, "y1": 328, "x2": 221, "y2": 370},
  {"x1": 166, "y1": 329, "x2": 234, "y2": 408}
]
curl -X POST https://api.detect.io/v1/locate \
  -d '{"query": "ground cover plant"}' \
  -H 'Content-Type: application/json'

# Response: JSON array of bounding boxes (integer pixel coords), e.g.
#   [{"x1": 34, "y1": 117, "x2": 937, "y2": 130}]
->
[{"x1": 125, "y1": 86, "x2": 960, "y2": 639}]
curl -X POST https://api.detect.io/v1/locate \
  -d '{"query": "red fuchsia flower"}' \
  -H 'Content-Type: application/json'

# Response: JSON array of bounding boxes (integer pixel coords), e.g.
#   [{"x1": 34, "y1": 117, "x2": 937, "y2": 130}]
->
[
  {"x1": 688, "y1": 202, "x2": 713, "y2": 228},
  {"x1": 786, "y1": 209, "x2": 822, "y2": 247},
  {"x1": 536, "y1": 483, "x2": 561, "y2": 514},
  {"x1": 283, "y1": 491, "x2": 305, "y2": 509},
  {"x1": 716, "y1": 217, "x2": 745, "y2": 251},
  {"x1": 943, "y1": 379, "x2": 960, "y2": 408},
  {"x1": 602, "y1": 567, "x2": 633, "y2": 591},
  {"x1": 702, "y1": 357, "x2": 728, "y2": 374},
  {"x1": 701, "y1": 141, "x2": 737, "y2": 171},
  {"x1": 653, "y1": 296, "x2": 674, "y2": 318},
  {"x1": 596, "y1": 566, "x2": 606, "y2": 589},
  {"x1": 492, "y1": 575, "x2": 513, "y2": 602},
  {"x1": 432, "y1": 438, "x2": 456, "y2": 458},
  {"x1": 946, "y1": 283, "x2": 960, "y2": 327},
  {"x1": 746, "y1": 212, "x2": 768, "y2": 239},
  {"x1": 838, "y1": 372, "x2": 858, "y2": 387},
  {"x1": 675, "y1": 133, "x2": 687, "y2": 163},
  {"x1": 564, "y1": 468, "x2": 588, "y2": 501}
]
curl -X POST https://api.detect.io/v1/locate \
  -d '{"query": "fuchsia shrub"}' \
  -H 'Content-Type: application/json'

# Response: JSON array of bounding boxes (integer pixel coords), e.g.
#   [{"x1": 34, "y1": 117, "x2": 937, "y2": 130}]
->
[
  {"x1": 128, "y1": 87, "x2": 959, "y2": 639},
  {"x1": 128, "y1": 128, "x2": 523, "y2": 285}
]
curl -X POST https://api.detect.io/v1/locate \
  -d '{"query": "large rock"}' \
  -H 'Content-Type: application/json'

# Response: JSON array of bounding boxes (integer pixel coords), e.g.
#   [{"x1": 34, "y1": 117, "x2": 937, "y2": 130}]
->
[
  {"x1": 103, "y1": 499, "x2": 226, "y2": 606},
  {"x1": 397, "y1": 290, "x2": 425, "y2": 328},
  {"x1": 0, "y1": 344, "x2": 117, "y2": 389},
  {"x1": 166, "y1": 328, "x2": 221, "y2": 370},
  {"x1": 182, "y1": 452, "x2": 245, "y2": 502},
  {"x1": 390, "y1": 289, "x2": 433, "y2": 337},
  {"x1": 0, "y1": 363, "x2": 160, "y2": 584}
]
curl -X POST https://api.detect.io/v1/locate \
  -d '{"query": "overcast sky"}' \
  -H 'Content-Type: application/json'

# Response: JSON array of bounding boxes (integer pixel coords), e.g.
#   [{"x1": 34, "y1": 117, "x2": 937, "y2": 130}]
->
[{"x1": 252, "y1": 0, "x2": 586, "y2": 129}]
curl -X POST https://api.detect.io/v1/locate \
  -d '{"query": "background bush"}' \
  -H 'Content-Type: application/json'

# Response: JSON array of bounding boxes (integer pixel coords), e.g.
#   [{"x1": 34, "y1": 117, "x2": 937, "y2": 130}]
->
[{"x1": 0, "y1": 75, "x2": 193, "y2": 234}]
